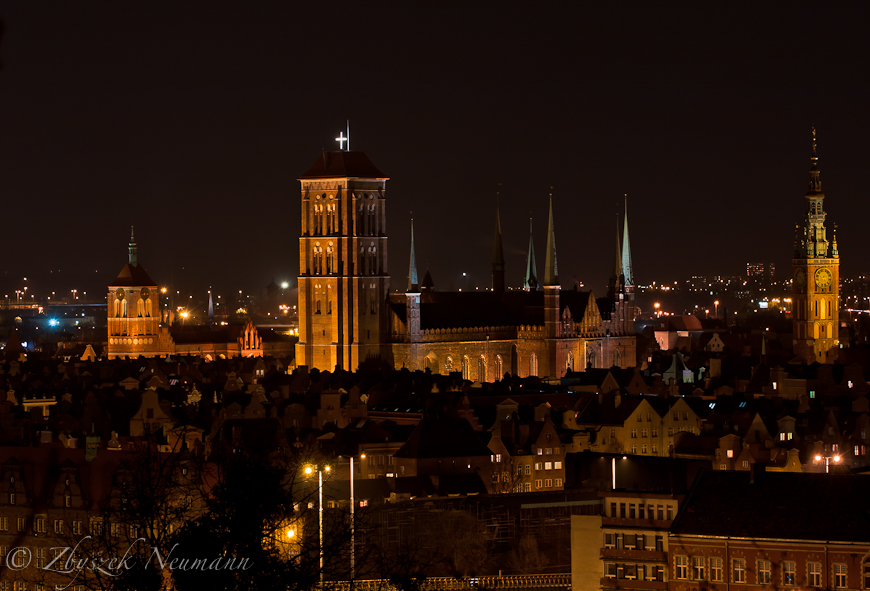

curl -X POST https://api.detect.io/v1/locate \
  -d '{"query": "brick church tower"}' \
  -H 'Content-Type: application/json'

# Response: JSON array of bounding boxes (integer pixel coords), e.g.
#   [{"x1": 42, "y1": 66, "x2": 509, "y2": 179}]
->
[
  {"x1": 792, "y1": 128, "x2": 840, "y2": 363},
  {"x1": 295, "y1": 146, "x2": 390, "y2": 371},
  {"x1": 107, "y1": 228, "x2": 170, "y2": 359}
]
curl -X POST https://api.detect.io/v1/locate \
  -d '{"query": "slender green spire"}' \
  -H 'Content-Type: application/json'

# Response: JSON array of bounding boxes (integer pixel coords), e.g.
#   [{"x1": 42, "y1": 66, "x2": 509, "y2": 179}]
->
[
  {"x1": 128, "y1": 226, "x2": 137, "y2": 266},
  {"x1": 544, "y1": 193, "x2": 558, "y2": 286},
  {"x1": 621, "y1": 195, "x2": 633, "y2": 286},
  {"x1": 408, "y1": 218, "x2": 419, "y2": 292},
  {"x1": 524, "y1": 218, "x2": 538, "y2": 290}
]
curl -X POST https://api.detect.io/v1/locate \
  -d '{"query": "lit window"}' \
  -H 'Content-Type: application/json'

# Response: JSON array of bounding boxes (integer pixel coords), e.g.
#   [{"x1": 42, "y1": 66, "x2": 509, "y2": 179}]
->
[
  {"x1": 733, "y1": 558, "x2": 746, "y2": 583},
  {"x1": 693, "y1": 556, "x2": 705, "y2": 580},
  {"x1": 554, "y1": 461, "x2": 562, "y2": 469},
  {"x1": 834, "y1": 563, "x2": 847, "y2": 588},
  {"x1": 545, "y1": 462, "x2": 552, "y2": 471},
  {"x1": 783, "y1": 560, "x2": 795, "y2": 585},
  {"x1": 808, "y1": 562, "x2": 821, "y2": 587},
  {"x1": 758, "y1": 560, "x2": 771, "y2": 584},
  {"x1": 711, "y1": 557, "x2": 723, "y2": 582},
  {"x1": 726, "y1": 449, "x2": 734, "y2": 458},
  {"x1": 535, "y1": 479, "x2": 542, "y2": 489},
  {"x1": 676, "y1": 555, "x2": 688, "y2": 579}
]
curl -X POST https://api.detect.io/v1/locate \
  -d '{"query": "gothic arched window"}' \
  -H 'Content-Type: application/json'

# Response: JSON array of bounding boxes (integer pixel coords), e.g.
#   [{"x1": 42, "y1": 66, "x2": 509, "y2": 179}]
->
[
  {"x1": 495, "y1": 355, "x2": 503, "y2": 380},
  {"x1": 314, "y1": 243, "x2": 323, "y2": 275},
  {"x1": 529, "y1": 353, "x2": 538, "y2": 377},
  {"x1": 326, "y1": 243, "x2": 334, "y2": 274},
  {"x1": 587, "y1": 347, "x2": 596, "y2": 369},
  {"x1": 445, "y1": 356, "x2": 454, "y2": 372},
  {"x1": 316, "y1": 300, "x2": 321, "y2": 314},
  {"x1": 462, "y1": 356, "x2": 470, "y2": 380},
  {"x1": 478, "y1": 355, "x2": 486, "y2": 382}
]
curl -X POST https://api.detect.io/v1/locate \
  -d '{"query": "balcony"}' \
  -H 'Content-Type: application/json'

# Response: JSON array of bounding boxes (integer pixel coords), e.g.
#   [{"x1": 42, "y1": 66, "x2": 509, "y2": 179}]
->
[
  {"x1": 600, "y1": 578, "x2": 668, "y2": 590},
  {"x1": 602, "y1": 517, "x2": 672, "y2": 529},
  {"x1": 601, "y1": 548, "x2": 667, "y2": 561}
]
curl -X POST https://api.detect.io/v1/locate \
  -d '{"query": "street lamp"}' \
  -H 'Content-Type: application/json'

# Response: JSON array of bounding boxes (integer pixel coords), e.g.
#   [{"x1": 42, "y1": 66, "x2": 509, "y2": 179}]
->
[
  {"x1": 305, "y1": 464, "x2": 331, "y2": 588},
  {"x1": 611, "y1": 455, "x2": 627, "y2": 490},
  {"x1": 345, "y1": 453, "x2": 365, "y2": 582},
  {"x1": 714, "y1": 300, "x2": 719, "y2": 318},
  {"x1": 814, "y1": 454, "x2": 841, "y2": 473}
]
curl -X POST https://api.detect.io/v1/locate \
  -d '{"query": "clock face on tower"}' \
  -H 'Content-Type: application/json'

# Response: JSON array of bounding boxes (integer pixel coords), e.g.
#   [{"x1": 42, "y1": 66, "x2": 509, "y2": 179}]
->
[
  {"x1": 815, "y1": 267, "x2": 833, "y2": 290},
  {"x1": 794, "y1": 268, "x2": 806, "y2": 290}
]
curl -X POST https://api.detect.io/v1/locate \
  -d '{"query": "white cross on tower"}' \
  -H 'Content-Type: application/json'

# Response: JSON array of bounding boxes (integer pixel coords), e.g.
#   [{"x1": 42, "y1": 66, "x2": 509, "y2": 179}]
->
[{"x1": 335, "y1": 131, "x2": 348, "y2": 150}]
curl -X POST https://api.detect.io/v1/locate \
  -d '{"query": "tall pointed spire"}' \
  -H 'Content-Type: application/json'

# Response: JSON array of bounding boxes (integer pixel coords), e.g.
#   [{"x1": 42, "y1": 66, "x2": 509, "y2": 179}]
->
[
  {"x1": 492, "y1": 199, "x2": 505, "y2": 293},
  {"x1": 524, "y1": 217, "x2": 538, "y2": 290},
  {"x1": 544, "y1": 192, "x2": 558, "y2": 286},
  {"x1": 808, "y1": 126, "x2": 822, "y2": 194},
  {"x1": 621, "y1": 195, "x2": 633, "y2": 286},
  {"x1": 408, "y1": 218, "x2": 419, "y2": 292},
  {"x1": 128, "y1": 226, "x2": 138, "y2": 266},
  {"x1": 613, "y1": 214, "x2": 623, "y2": 280},
  {"x1": 208, "y1": 290, "x2": 215, "y2": 324}
]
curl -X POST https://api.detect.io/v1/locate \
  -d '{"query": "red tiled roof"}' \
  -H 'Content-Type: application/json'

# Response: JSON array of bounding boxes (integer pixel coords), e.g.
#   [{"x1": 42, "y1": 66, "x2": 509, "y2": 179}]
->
[{"x1": 299, "y1": 151, "x2": 387, "y2": 179}]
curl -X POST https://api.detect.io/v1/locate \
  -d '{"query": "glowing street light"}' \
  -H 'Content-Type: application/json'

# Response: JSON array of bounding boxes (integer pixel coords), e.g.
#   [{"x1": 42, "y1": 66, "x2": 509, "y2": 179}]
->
[
  {"x1": 305, "y1": 464, "x2": 331, "y2": 588},
  {"x1": 814, "y1": 454, "x2": 841, "y2": 473},
  {"x1": 714, "y1": 300, "x2": 720, "y2": 318}
]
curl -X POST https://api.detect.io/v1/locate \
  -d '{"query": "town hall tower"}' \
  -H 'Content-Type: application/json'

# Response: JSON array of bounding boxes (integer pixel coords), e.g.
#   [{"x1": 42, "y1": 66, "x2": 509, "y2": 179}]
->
[{"x1": 792, "y1": 129, "x2": 840, "y2": 364}]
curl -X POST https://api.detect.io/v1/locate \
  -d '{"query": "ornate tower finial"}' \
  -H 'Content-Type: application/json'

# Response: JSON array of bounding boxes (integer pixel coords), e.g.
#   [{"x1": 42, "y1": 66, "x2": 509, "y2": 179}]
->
[
  {"x1": 544, "y1": 190, "x2": 559, "y2": 286},
  {"x1": 128, "y1": 226, "x2": 138, "y2": 267},
  {"x1": 808, "y1": 126, "x2": 822, "y2": 194}
]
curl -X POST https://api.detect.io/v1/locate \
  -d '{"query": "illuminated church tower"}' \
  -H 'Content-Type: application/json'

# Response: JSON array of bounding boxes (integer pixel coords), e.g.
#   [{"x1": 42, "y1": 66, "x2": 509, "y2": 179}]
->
[
  {"x1": 792, "y1": 128, "x2": 840, "y2": 364},
  {"x1": 295, "y1": 137, "x2": 390, "y2": 371},
  {"x1": 107, "y1": 228, "x2": 170, "y2": 359}
]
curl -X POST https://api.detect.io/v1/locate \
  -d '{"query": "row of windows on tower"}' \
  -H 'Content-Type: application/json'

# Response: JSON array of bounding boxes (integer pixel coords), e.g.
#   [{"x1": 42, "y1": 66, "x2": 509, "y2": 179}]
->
[
  {"x1": 113, "y1": 298, "x2": 154, "y2": 318},
  {"x1": 311, "y1": 243, "x2": 379, "y2": 275},
  {"x1": 794, "y1": 300, "x2": 834, "y2": 320},
  {"x1": 311, "y1": 203, "x2": 378, "y2": 236},
  {"x1": 315, "y1": 299, "x2": 377, "y2": 315}
]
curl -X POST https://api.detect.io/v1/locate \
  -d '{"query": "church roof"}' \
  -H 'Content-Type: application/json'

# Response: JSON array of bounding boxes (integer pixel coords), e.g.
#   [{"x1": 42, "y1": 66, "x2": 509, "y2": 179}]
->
[
  {"x1": 389, "y1": 289, "x2": 594, "y2": 331},
  {"x1": 299, "y1": 151, "x2": 387, "y2": 179},
  {"x1": 110, "y1": 263, "x2": 157, "y2": 287}
]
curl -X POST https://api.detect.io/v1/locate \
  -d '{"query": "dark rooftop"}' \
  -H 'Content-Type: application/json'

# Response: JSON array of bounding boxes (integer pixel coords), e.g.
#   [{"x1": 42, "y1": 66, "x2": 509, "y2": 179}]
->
[
  {"x1": 109, "y1": 263, "x2": 157, "y2": 287},
  {"x1": 299, "y1": 150, "x2": 387, "y2": 179},
  {"x1": 672, "y1": 470, "x2": 870, "y2": 542}
]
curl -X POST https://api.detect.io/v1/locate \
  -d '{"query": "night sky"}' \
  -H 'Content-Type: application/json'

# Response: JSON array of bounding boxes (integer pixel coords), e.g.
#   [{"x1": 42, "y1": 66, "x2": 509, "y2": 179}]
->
[{"x1": 1, "y1": 4, "x2": 869, "y2": 301}]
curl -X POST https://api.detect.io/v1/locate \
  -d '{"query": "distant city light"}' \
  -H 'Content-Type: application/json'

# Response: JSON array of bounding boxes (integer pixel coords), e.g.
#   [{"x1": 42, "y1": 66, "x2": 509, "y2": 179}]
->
[{"x1": 281, "y1": 282, "x2": 289, "y2": 289}]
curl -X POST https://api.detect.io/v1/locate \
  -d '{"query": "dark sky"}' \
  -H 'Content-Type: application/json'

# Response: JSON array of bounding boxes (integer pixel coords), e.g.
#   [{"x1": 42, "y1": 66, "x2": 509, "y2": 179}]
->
[{"x1": 1, "y1": 4, "x2": 869, "y2": 301}]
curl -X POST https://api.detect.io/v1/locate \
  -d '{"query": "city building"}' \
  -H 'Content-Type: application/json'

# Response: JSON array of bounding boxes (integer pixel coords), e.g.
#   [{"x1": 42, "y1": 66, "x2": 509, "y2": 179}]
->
[
  {"x1": 669, "y1": 471, "x2": 870, "y2": 591},
  {"x1": 295, "y1": 146, "x2": 637, "y2": 377}
]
